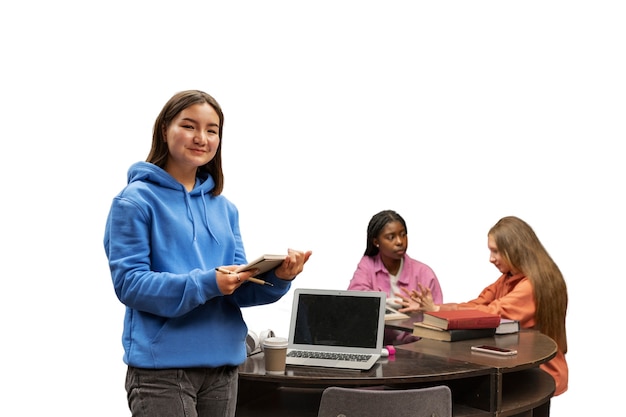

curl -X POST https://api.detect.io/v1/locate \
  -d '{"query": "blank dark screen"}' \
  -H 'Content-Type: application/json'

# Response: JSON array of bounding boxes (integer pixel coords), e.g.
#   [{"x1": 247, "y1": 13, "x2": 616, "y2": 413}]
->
[{"x1": 293, "y1": 294, "x2": 381, "y2": 348}]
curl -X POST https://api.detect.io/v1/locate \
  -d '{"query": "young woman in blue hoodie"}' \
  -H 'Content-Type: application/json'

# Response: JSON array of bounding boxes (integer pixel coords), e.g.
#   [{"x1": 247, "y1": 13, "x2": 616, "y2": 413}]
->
[{"x1": 104, "y1": 90, "x2": 312, "y2": 417}]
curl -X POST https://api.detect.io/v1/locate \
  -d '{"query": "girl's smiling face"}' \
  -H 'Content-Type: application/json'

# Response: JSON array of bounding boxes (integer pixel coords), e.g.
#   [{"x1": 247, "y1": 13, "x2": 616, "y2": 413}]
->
[{"x1": 164, "y1": 102, "x2": 221, "y2": 173}]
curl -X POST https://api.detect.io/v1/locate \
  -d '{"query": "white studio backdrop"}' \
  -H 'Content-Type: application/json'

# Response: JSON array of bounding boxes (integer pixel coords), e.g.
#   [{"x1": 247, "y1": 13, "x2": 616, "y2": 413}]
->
[{"x1": 1, "y1": 1, "x2": 624, "y2": 416}]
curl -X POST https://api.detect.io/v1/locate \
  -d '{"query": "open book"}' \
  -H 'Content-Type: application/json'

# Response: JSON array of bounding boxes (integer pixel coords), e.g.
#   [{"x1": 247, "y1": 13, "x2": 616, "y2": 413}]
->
[
  {"x1": 384, "y1": 305, "x2": 410, "y2": 321},
  {"x1": 235, "y1": 254, "x2": 286, "y2": 276}
]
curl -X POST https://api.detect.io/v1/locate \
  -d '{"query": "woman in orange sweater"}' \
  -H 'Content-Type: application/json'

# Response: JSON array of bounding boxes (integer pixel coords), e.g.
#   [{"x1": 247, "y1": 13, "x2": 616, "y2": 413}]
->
[{"x1": 398, "y1": 216, "x2": 568, "y2": 396}]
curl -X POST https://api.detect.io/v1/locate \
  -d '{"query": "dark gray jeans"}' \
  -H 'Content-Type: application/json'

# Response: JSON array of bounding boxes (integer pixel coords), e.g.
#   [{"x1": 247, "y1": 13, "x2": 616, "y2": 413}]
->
[{"x1": 125, "y1": 366, "x2": 239, "y2": 417}]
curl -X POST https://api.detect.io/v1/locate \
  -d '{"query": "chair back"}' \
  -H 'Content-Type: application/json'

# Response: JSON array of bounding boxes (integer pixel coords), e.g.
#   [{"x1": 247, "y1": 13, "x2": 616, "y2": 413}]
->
[{"x1": 317, "y1": 385, "x2": 452, "y2": 417}]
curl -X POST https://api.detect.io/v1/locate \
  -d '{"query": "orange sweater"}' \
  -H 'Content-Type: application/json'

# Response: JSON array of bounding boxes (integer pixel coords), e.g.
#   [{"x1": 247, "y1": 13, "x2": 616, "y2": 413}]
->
[{"x1": 457, "y1": 273, "x2": 568, "y2": 396}]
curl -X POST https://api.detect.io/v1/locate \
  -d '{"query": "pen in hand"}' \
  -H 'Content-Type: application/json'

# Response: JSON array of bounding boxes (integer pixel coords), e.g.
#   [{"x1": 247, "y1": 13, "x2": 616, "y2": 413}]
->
[{"x1": 215, "y1": 267, "x2": 274, "y2": 287}]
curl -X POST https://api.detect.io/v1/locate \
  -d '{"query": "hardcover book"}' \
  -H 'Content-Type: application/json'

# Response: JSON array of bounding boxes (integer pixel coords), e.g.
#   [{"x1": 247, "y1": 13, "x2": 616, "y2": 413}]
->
[
  {"x1": 422, "y1": 309, "x2": 501, "y2": 330},
  {"x1": 413, "y1": 322, "x2": 496, "y2": 342},
  {"x1": 495, "y1": 318, "x2": 520, "y2": 335}
]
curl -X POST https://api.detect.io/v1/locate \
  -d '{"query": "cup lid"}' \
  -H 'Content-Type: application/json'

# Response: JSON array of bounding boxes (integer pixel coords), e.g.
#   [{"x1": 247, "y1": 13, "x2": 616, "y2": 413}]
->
[{"x1": 262, "y1": 336, "x2": 288, "y2": 348}]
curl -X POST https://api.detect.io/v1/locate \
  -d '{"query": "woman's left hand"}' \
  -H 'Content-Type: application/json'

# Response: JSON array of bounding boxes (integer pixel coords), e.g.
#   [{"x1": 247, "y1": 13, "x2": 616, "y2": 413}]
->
[{"x1": 274, "y1": 248, "x2": 313, "y2": 280}]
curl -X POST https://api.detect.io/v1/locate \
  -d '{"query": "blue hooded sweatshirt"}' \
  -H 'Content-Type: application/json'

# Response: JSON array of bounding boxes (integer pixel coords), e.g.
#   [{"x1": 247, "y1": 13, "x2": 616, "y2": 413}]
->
[{"x1": 103, "y1": 162, "x2": 291, "y2": 369}]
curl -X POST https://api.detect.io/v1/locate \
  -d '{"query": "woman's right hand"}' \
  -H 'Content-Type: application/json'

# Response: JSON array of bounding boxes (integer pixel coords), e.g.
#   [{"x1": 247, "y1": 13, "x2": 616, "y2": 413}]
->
[{"x1": 215, "y1": 267, "x2": 260, "y2": 295}]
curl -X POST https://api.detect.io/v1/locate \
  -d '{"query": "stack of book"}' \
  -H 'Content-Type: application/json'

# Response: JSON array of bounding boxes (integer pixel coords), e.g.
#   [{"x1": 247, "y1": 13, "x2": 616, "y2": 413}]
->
[{"x1": 413, "y1": 310, "x2": 518, "y2": 342}]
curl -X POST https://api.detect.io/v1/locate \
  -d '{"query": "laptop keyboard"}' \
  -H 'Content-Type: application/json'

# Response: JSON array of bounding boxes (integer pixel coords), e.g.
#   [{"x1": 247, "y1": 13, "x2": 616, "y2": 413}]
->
[{"x1": 287, "y1": 350, "x2": 372, "y2": 362}]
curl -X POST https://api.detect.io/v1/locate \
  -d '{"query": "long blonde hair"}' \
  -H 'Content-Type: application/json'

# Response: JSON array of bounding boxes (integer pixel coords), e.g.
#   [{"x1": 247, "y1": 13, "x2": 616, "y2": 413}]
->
[{"x1": 489, "y1": 216, "x2": 568, "y2": 353}]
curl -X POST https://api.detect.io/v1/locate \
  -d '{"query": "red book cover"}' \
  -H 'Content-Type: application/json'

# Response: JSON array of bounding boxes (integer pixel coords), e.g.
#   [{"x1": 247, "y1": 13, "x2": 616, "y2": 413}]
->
[{"x1": 422, "y1": 309, "x2": 501, "y2": 330}]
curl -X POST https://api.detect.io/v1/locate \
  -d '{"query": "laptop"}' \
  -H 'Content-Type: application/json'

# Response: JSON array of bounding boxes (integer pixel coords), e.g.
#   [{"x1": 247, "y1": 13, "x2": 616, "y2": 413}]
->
[{"x1": 285, "y1": 288, "x2": 387, "y2": 371}]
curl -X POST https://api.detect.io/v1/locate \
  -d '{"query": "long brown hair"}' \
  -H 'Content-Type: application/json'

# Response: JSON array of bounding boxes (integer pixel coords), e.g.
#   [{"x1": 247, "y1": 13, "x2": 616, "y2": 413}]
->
[
  {"x1": 146, "y1": 90, "x2": 225, "y2": 196},
  {"x1": 489, "y1": 216, "x2": 568, "y2": 353}
]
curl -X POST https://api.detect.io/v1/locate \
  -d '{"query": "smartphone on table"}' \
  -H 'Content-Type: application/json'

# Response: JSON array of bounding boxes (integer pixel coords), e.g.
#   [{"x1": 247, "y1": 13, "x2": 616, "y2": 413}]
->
[{"x1": 470, "y1": 345, "x2": 517, "y2": 356}]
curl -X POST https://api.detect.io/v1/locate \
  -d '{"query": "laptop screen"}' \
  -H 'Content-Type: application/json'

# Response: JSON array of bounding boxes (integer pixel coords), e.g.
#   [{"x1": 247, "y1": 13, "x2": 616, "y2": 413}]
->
[{"x1": 290, "y1": 290, "x2": 385, "y2": 350}]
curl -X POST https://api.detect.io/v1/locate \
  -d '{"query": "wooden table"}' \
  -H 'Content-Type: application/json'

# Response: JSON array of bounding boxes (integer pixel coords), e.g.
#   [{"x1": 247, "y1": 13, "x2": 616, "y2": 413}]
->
[{"x1": 236, "y1": 329, "x2": 556, "y2": 416}]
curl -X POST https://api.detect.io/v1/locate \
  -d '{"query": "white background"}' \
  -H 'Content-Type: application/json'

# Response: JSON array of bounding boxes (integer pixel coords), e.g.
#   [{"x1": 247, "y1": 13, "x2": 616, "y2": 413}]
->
[{"x1": 1, "y1": 1, "x2": 624, "y2": 415}]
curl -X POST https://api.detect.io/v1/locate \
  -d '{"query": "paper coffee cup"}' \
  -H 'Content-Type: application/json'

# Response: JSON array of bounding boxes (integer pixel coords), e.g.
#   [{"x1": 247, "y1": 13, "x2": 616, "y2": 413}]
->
[{"x1": 262, "y1": 336, "x2": 288, "y2": 375}]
